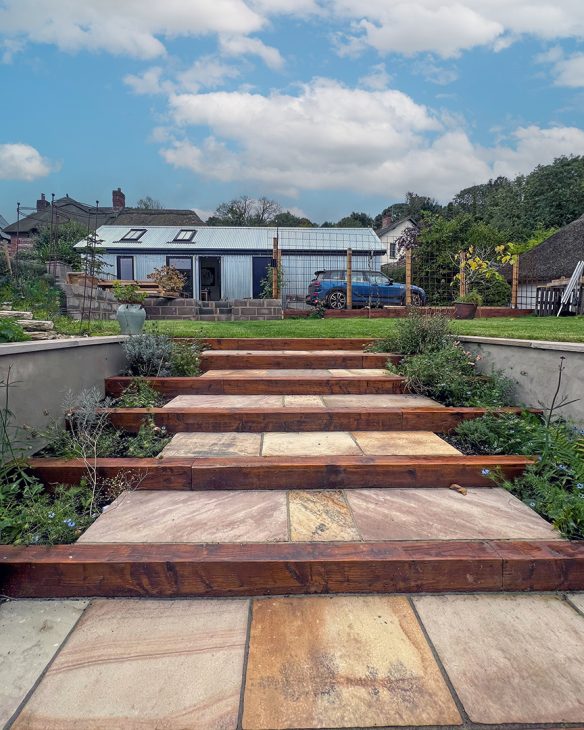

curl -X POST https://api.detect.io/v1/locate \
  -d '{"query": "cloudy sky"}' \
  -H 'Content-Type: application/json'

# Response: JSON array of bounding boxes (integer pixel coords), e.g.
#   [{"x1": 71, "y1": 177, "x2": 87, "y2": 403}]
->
[{"x1": 1, "y1": 0, "x2": 584, "y2": 224}]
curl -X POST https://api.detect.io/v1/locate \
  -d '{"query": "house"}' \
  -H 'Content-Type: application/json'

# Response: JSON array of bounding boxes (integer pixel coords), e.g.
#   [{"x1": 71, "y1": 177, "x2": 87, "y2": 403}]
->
[
  {"x1": 376, "y1": 214, "x2": 417, "y2": 265},
  {"x1": 2, "y1": 188, "x2": 204, "y2": 255},
  {"x1": 76, "y1": 225, "x2": 384, "y2": 302},
  {"x1": 515, "y1": 214, "x2": 584, "y2": 310},
  {"x1": 0, "y1": 214, "x2": 9, "y2": 246}
]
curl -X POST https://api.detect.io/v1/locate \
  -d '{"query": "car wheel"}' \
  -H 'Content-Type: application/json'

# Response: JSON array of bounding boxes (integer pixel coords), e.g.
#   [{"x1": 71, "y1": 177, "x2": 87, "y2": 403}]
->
[
  {"x1": 411, "y1": 292, "x2": 423, "y2": 306},
  {"x1": 327, "y1": 290, "x2": 347, "y2": 309}
]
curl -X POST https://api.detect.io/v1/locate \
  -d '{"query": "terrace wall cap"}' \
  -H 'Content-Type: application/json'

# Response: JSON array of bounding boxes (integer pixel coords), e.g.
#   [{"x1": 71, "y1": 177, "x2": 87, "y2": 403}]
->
[{"x1": 0, "y1": 335, "x2": 128, "y2": 356}]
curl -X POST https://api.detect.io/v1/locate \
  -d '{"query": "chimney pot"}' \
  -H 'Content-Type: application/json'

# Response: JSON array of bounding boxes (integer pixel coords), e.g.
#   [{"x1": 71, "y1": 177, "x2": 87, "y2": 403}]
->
[
  {"x1": 36, "y1": 193, "x2": 50, "y2": 212},
  {"x1": 112, "y1": 187, "x2": 126, "y2": 210}
]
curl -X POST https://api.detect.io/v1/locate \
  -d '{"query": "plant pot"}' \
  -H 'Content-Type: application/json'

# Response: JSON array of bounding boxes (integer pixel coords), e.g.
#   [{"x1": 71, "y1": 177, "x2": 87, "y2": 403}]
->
[
  {"x1": 454, "y1": 302, "x2": 478, "y2": 320},
  {"x1": 116, "y1": 304, "x2": 146, "y2": 335}
]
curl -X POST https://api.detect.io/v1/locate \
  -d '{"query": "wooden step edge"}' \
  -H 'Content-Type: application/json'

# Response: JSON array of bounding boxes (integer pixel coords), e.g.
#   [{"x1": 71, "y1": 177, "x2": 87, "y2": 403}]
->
[
  {"x1": 29, "y1": 455, "x2": 534, "y2": 491},
  {"x1": 1, "y1": 540, "x2": 581, "y2": 598},
  {"x1": 199, "y1": 338, "x2": 376, "y2": 350},
  {"x1": 101, "y1": 406, "x2": 543, "y2": 433}
]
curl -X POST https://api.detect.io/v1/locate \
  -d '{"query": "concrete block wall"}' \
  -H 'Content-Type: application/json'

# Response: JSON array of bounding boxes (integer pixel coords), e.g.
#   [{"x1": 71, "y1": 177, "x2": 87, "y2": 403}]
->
[
  {"x1": 143, "y1": 298, "x2": 282, "y2": 321},
  {"x1": 63, "y1": 284, "x2": 118, "y2": 321}
]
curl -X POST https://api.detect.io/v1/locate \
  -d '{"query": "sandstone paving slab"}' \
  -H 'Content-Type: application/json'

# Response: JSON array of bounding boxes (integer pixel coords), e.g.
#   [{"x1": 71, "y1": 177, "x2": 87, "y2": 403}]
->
[
  {"x1": 414, "y1": 594, "x2": 584, "y2": 725},
  {"x1": 567, "y1": 593, "x2": 584, "y2": 613},
  {"x1": 262, "y1": 431, "x2": 362, "y2": 456},
  {"x1": 323, "y1": 394, "x2": 442, "y2": 408},
  {"x1": 0, "y1": 600, "x2": 88, "y2": 728},
  {"x1": 160, "y1": 431, "x2": 261, "y2": 457},
  {"x1": 242, "y1": 595, "x2": 461, "y2": 729},
  {"x1": 164, "y1": 394, "x2": 284, "y2": 408},
  {"x1": 352, "y1": 431, "x2": 461, "y2": 455},
  {"x1": 288, "y1": 490, "x2": 361, "y2": 541},
  {"x1": 79, "y1": 490, "x2": 289, "y2": 543},
  {"x1": 328, "y1": 368, "x2": 388, "y2": 376},
  {"x1": 12, "y1": 599, "x2": 249, "y2": 730},
  {"x1": 347, "y1": 487, "x2": 559, "y2": 541},
  {"x1": 283, "y1": 395, "x2": 326, "y2": 407}
]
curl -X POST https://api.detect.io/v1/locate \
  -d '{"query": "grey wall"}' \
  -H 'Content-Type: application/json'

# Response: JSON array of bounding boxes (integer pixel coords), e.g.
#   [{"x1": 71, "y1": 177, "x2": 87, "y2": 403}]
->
[
  {"x1": 0, "y1": 336, "x2": 126, "y2": 454},
  {"x1": 458, "y1": 336, "x2": 584, "y2": 424}
]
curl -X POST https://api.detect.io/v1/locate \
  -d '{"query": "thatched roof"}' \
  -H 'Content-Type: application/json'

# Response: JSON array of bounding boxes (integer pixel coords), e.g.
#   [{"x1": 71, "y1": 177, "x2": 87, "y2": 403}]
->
[
  {"x1": 518, "y1": 214, "x2": 584, "y2": 281},
  {"x1": 112, "y1": 209, "x2": 204, "y2": 226}
]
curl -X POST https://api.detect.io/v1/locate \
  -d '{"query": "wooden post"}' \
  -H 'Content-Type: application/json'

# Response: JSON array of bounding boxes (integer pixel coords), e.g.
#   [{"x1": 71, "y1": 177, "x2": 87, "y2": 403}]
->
[
  {"x1": 405, "y1": 249, "x2": 412, "y2": 306},
  {"x1": 459, "y1": 251, "x2": 466, "y2": 298},
  {"x1": 511, "y1": 254, "x2": 519, "y2": 308},
  {"x1": 346, "y1": 248, "x2": 352, "y2": 310},
  {"x1": 272, "y1": 236, "x2": 279, "y2": 299}
]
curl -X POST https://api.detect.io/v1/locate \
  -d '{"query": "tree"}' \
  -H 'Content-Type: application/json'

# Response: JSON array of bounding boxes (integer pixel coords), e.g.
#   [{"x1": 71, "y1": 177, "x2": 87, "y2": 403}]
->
[
  {"x1": 33, "y1": 220, "x2": 88, "y2": 269},
  {"x1": 272, "y1": 211, "x2": 314, "y2": 227},
  {"x1": 208, "y1": 196, "x2": 283, "y2": 226},
  {"x1": 135, "y1": 196, "x2": 163, "y2": 210}
]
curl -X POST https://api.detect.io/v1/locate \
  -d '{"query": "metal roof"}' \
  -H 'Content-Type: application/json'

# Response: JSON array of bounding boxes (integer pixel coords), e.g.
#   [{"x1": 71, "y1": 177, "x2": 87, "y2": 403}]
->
[{"x1": 75, "y1": 225, "x2": 383, "y2": 252}]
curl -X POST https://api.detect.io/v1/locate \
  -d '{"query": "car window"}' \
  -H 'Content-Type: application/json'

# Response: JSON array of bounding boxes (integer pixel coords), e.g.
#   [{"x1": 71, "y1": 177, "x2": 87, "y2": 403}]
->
[
  {"x1": 370, "y1": 272, "x2": 391, "y2": 285},
  {"x1": 351, "y1": 271, "x2": 368, "y2": 282}
]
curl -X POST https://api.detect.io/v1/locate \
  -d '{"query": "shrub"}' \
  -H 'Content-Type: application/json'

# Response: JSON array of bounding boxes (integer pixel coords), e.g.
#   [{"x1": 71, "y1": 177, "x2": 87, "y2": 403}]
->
[
  {"x1": 117, "y1": 378, "x2": 163, "y2": 408},
  {"x1": 126, "y1": 418, "x2": 170, "y2": 457},
  {"x1": 147, "y1": 265, "x2": 186, "y2": 294},
  {"x1": 474, "y1": 276, "x2": 511, "y2": 306},
  {"x1": 451, "y1": 412, "x2": 546, "y2": 455},
  {"x1": 369, "y1": 311, "x2": 452, "y2": 354},
  {"x1": 394, "y1": 343, "x2": 514, "y2": 407},
  {"x1": 113, "y1": 282, "x2": 147, "y2": 305},
  {"x1": 0, "y1": 319, "x2": 29, "y2": 343},
  {"x1": 170, "y1": 341, "x2": 201, "y2": 376},
  {"x1": 123, "y1": 333, "x2": 174, "y2": 376},
  {"x1": 456, "y1": 290, "x2": 483, "y2": 305}
]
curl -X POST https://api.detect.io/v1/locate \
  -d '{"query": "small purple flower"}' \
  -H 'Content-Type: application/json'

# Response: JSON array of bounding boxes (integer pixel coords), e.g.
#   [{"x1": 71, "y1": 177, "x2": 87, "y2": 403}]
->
[
  {"x1": 577, "y1": 483, "x2": 584, "y2": 490},
  {"x1": 63, "y1": 519, "x2": 76, "y2": 528},
  {"x1": 481, "y1": 468, "x2": 490, "y2": 476},
  {"x1": 48, "y1": 512, "x2": 55, "y2": 519},
  {"x1": 529, "y1": 501, "x2": 536, "y2": 508}
]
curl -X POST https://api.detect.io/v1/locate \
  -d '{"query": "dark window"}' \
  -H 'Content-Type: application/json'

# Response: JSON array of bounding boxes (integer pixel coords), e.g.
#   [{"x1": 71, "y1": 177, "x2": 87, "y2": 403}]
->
[
  {"x1": 117, "y1": 256, "x2": 134, "y2": 280},
  {"x1": 173, "y1": 229, "x2": 196, "y2": 242},
  {"x1": 121, "y1": 229, "x2": 146, "y2": 241},
  {"x1": 389, "y1": 241, "x2": 397, "y2": 258}
]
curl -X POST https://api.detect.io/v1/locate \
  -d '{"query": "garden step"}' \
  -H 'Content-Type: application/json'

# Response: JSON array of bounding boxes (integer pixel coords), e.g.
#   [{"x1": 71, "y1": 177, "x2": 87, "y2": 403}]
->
[
  {"x1": 199, "y1": 349, "x2": 396, "y2": 370},
  {"x1": 28, "y1": 455, "x2": 534, "y2": 491},
  {"x1": 105, "y1": 369, "x2": 406, "y2": 396},
  {"x1": 200, "y1": 337, "x2": 376, "y2": 351},
  {"x1": 2, "y1": 539, "x2": 583, "y2": 598},
  {"x1": 104, "y1": 404, "x2": 533, "y2": 434}
]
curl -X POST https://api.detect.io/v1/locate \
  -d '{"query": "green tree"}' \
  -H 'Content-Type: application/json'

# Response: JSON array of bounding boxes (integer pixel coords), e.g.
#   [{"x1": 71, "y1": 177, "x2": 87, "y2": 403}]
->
[
  {"x1": 33, "y1": 220, "x2": 87, "y2": 269},
  {"x1": 207, "y1": 196, "x2": 282, "y2": 226},
  {"x1": 135, "y1": 196, "x2": 163, "y2": 209}
]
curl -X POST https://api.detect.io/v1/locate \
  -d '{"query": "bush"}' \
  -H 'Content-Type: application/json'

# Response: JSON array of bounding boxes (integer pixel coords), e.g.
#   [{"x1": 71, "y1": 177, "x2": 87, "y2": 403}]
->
[
  {"x1": 474, "y1": 276, "x2": 511, "y2": 306},
  {"x1": 117, "y1": 378, "x2": 163, "y2": 408},
  {"x1": 0, "y1": 319, "x2": 29, "y2": 343},
  {"x1": 369, "y1": 311, "x2": 453, "y2": 354},
  {"x1": 451, "y1": 412, "x2": 546, "y2": 454},
  {"x1": 170, "y1": 342, "x2": 201, "y2": 376},
  {"x1": 393, "y1": 343, "x2": 514, "y2": 407},
  {"x1": 123, "y1": 333, "x2": 174, "y2": 376},
  {"x1": 126, "y1": 418, "x2": 170, "y2": 457}
]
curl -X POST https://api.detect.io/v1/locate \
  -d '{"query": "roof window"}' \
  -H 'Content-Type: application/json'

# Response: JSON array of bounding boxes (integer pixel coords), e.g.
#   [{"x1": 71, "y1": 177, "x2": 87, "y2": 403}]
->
[
  {"x1": 174, "y1": 229, "x2": 197, "y2": 242},
  {"x1": 121, "y1": 228, "x2": 146, "y2": 241}
]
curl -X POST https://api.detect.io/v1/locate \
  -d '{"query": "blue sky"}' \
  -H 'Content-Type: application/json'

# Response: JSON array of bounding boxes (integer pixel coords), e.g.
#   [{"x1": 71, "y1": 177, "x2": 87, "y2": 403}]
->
[{"x1": 1, "y1": 0, "x2": 584, "y2": 225}]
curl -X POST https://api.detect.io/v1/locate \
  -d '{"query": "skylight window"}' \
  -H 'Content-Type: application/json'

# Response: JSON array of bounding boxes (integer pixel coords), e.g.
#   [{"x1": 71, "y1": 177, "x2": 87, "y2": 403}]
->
[
  {"x1": 174, "y1": 229, "x2": 196, "y2": 242},
  {"x1": 121, "y1": 228, "x2": 146, "y2": 241}
]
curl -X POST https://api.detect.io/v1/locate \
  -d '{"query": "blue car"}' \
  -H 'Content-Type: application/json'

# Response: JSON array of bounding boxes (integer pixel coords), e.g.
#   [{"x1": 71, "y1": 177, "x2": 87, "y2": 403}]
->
[{"x1": 306, "y1": 269, "x2": 427, "y2": 309}]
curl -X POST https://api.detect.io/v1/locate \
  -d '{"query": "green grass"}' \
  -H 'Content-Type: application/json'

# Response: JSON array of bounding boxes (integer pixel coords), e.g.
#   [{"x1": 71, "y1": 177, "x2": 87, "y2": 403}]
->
[{"x1": 53, "y1": 315, "x2": 584, "y2": 343}]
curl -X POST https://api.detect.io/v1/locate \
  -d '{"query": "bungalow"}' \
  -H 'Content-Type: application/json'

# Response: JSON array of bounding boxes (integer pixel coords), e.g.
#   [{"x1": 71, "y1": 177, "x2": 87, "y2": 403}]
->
[
  {"x1": 77, "y1": 225, "x2": 384, "y2": 303},
  {"x1": 376, "y1": 215, "x2": 417, "y2": 265}
]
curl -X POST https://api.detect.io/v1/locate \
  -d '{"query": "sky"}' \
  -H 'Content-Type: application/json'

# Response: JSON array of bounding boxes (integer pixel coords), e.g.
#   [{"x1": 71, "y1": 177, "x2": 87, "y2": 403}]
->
[{"x1": 1, "y1": 1, "x2": 584, "y2": 225}]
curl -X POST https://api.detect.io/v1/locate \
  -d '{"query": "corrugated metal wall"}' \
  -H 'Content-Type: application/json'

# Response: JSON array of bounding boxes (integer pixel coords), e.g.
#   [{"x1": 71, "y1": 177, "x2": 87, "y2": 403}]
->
[{"x1": 222, "y1": 256, "x2": 253, "y2": 299}]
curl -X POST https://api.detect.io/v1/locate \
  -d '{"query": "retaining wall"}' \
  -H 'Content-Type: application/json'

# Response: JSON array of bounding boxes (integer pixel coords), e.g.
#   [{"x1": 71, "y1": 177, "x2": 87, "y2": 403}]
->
[
  {"x1": 144, "y1": 298, "x2": 282, "y2": 321},
  {"x1": 458, "y1": 336, "x2": 584, "y2": 424},
  {"x1": 0, "y1": 336, "x2": 127, "y2": 452}
]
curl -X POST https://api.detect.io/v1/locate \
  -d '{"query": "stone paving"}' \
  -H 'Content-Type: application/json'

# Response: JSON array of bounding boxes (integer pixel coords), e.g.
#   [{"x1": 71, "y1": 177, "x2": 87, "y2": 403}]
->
[
  {"x1": 164, "y1": 393, "x2": 441, "y2": 408},
  {"x1": 3, "y1": 593, "x2": 584, "y2": 729}
]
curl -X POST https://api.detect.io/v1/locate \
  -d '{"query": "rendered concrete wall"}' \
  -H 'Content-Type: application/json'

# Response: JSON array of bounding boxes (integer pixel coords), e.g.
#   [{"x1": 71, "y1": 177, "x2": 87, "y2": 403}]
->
[
  {"x1": 458, "y1": 336, "x2": 584, "y2": 424},
  {"x1": 0, "y1": 336, "x2": 127, "y2": 454}
]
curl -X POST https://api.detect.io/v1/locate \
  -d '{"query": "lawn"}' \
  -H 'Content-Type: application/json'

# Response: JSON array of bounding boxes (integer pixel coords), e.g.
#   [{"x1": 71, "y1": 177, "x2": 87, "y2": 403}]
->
[{"x1": 54, "y1": 314, "x2": 584, "y2": 343}]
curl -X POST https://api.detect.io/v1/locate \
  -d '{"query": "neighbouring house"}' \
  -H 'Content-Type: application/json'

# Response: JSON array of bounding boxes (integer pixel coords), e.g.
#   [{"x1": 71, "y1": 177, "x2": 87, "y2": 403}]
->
[
  {"x1": 2, "y1": 188, "x2": 205, "y2": 255},
  {"x1": 75, "y1": 225, "x2": 384, "y2": 303},
  {"x1": 514, "y1": 214, "x2": 584, "y2": 310},
  {"x1": 0, "y1": 214, "x2": 9, "y2": 246},
  {"x1": 376, "y1": 214, "x2": 417, "y2": 265}
]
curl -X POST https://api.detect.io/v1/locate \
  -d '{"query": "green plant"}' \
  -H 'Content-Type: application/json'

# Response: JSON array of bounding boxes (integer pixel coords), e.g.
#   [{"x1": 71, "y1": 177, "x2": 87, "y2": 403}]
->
[
  {"x1": 123, "y1": 333, "x2": 174, "y2": 376},
  {"x1": 308, "y1": 301, "x2": 326, "y2": 319},
  {"x1": 260, "y1": 265, "x2": 283, "y2": 299},
  {"x1": 126, "y1": 418, "x2": 170, "y2": 457},
  {"x1": 451, "y1": 412, "x2": 546, "y2": 455},
  {"x1": 113, "y1": 282, "x2": 147, "y2": 305},
  {"x1": 170, "y1": 341, "x2": 201, "y2": 376},
  {"x1": 456, "y1": 290, "x2": 483, "y2": 305},
  {"x1": 147, "y1": 265, "x2": 186, "y2": 293},
  {"x1": 0, "y1": 318, "x2": 29, "y2": 343},
  {"x1": 368, "y1": 311, "x2": 452, "y2": 354},
  {"x1": 117, "y1": 378, "x2": 163, "y2": 408},
  {"x1": 33, "y1": 221, "x2": 87, "y2": 269}
]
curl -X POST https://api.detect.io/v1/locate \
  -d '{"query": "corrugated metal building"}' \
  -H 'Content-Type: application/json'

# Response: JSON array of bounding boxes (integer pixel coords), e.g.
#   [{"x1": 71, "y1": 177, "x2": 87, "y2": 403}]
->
[{"x1": 76, "y1": 225, "x2": 384, "y2": 303}]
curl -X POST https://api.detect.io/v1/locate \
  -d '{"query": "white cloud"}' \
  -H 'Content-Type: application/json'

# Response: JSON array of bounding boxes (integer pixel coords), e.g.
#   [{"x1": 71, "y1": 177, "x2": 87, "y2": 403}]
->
[
  {"x1": 1, "y1": 38, "x2": 23, "y2": 63},
  {"x1": 535, "y1": 46, "x2": 584, "y2": 87},
  {"x1": 124, "y1": 66, "x2": 175, "y2": 95},
  {"x1": 219, "y1": 35, "x2": 284, "y2": 69},
  {"x1": 412, "y1": 59, "x2": 459, "y2": 85},
  {"x1": 158, "y1": 78, "x2": 584, "y2": 200},
  {"x1": 359, "y1": 63, "x2": 392, "y2": 90},
  {"x1": 178, "y1": 56, "x2": 241, "y2": 91},
  {"x1": 193, "y1": 208, "x2": 215, "y2": 221},
  {"x1": 0, "y1": 143, "x2": 55, "y2": 180}
]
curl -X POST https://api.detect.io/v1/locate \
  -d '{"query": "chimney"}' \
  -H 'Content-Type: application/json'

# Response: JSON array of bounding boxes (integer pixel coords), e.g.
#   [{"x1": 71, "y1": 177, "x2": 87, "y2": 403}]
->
[
  {"x1": 381, "y1": 212, "x2": 393, "y2": 229},
  {"x1": 36, "y1": 193, "x2": 50, "y2": 212},
  {"x1": 112, "y1": 187, "x2": 126, "y2": 210}
]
